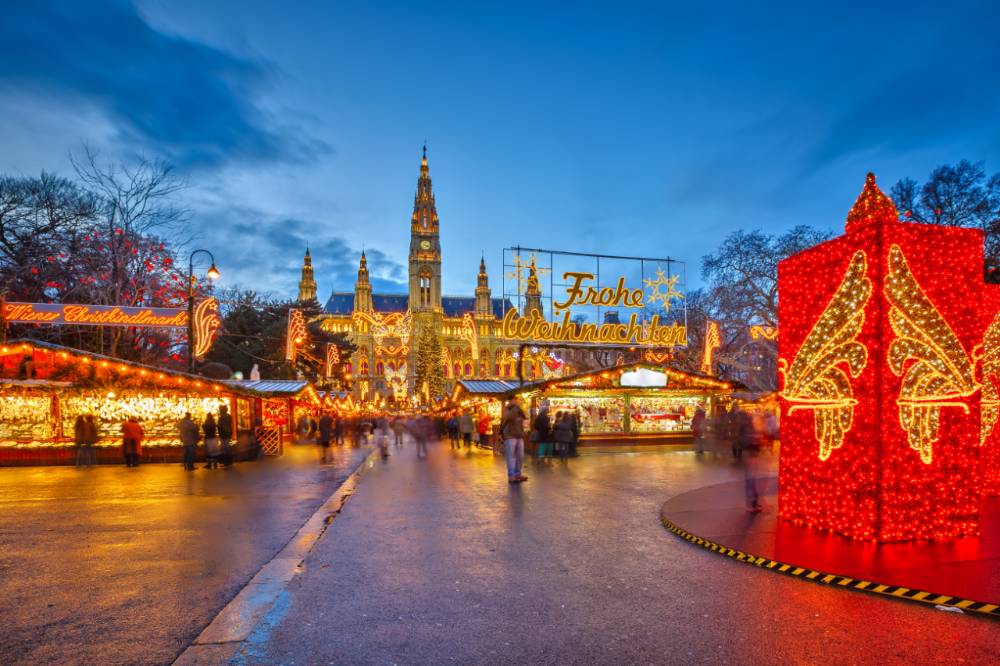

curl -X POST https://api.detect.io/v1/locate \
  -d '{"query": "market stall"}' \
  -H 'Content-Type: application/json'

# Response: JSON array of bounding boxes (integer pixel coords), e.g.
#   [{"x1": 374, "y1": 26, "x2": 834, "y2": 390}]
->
[
  {"x1": 0, "y1": 340, "x2": 266, "y2": 465},
  {"x1": 457, "y1": 363, "x2": 736, "y2": 446},
  {"x1": 223, "y1": 379, "x2": 323, "y2": 451}
]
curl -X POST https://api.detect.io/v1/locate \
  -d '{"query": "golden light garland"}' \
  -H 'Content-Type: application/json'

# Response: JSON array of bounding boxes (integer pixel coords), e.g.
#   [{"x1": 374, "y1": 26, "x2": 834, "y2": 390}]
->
[
  {"x1": 779, "y1": 250, "x2": 872, "y2": 461},
  {"x1": 749, "y1": 325, "x2": 779, "y2": 341},
  {"x1": 192, "y1": 297, "x2": 221, "y2": 360},
  {"x1": 981, "y1": 312, "x2": 1000, "y2": 444},
  {"x1": 460, "y1": 313, "x2": 479, "y2": 360},
  {"x1": 701, "y1": 321, "x2": 721, "y2": 375},
  {"x1": 286, "y1": 309, "x2": 307, "y2": 361},
  {"x1": 885, "y1": 244, "x2": 976, "y2": 464},
  {"x1": 325, "y1": 344, "x2": 340, "y2": 377},
  {"x1": 352, "y1": 310, "x2": 412, "y2": 347}
]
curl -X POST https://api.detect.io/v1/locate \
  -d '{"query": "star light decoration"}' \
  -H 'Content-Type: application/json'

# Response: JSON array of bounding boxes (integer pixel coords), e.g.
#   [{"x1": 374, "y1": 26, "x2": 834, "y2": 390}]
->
[{"x1": 643, "y1": 267, "x2": 684, "y2": 313}]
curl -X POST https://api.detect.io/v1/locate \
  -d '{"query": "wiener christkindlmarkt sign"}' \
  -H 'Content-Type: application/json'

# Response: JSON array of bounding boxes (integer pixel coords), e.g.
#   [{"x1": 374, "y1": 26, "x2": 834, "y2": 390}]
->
[
  {"x1": 2, "y1": 299, "x2": 221, "y2": 359},
  {"x1": 499, "y1": 249, "x2": 687, "y2": 347},
  {"x1": 778, "y1": 173, "x2": 1000, "y2": 543}
]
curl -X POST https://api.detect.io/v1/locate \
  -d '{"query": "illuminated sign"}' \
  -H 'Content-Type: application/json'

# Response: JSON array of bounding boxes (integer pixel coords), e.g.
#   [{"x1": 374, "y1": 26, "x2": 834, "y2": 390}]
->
[
  {"x1": 501, "y1": 249, "x2": 687, "y2": 348},
  {"x1": 4, "y1": 302, "x2": 187, "y2": 327},
  {"x1": 620, "y1": 368, "x2": 667, "y2": 387},
  {"x1": 3, "y1": 300, "x2": 221, "y2": 358},
  {"x1": 501, "y1": 308, "x2": 686, "y2": 346}
]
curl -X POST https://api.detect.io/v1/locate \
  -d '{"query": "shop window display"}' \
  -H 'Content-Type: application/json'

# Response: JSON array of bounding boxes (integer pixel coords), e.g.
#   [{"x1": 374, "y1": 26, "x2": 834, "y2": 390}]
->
[
  {"x1": 0, "y1": 393, "x2": 53, "y2": 444},
  {"x1": 629, "y1": 396, "x2": 701, "y2": 433},
  {"x1": 546, "y1": 396, "x2": 625, "y2": 434},
  {"x1": 60, "y1": 392, "x2": 228, "y2": 446}
]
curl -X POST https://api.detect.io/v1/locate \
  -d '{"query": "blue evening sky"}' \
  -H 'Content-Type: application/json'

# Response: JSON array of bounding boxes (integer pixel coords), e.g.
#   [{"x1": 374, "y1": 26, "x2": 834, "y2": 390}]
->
[{"x1": 1, "y1": 1, "x2": 998, "y2": 301}]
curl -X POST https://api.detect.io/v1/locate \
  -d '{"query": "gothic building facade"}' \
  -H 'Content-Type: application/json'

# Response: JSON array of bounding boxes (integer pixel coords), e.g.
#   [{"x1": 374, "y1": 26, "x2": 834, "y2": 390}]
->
[{"x1": 296, "y1": 147, "x2": 548, "y2": 400}]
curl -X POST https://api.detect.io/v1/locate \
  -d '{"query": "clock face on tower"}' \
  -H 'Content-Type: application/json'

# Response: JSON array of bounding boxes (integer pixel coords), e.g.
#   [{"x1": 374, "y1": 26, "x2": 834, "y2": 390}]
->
[{"x1": 420, "y1": 240, "x2": 431, "y2": 250}]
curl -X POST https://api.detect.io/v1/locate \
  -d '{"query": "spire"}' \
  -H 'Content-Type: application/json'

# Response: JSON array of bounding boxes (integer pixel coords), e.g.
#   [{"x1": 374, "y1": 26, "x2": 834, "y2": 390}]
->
[
  {"x1": 475, "y1": 257, "x2": 492, "y2": 316},
  {"x1": 411, "y1": 145, "x2": 438, "y2": 231},
  {"x1": 846, "y1": 172, "x2": 898, "y2": 233},
  {"x1": 524, "y1": 258, "x2": 543, "y2": 317},
  {"x1": 354, "y1": 251, "x2": 372, "y2": 313},
  {"x1": 297, "y1": 246, "x2": 317, "y2": 302}
]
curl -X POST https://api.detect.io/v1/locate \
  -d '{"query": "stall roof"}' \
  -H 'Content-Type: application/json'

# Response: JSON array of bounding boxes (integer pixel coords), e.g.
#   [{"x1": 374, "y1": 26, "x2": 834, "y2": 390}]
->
[
  {"x1": 456, "y1": 380, "x2": 526, "y2": 395},
  {"x1": 224, "y1": 379, "x2": 309, "y2": 395},
  {"x1": 505, "y1": 361, "x2": 741, "y2": 397},
  {"x1": 1, "y1": 339, "x2": 256, "y2": 396}
]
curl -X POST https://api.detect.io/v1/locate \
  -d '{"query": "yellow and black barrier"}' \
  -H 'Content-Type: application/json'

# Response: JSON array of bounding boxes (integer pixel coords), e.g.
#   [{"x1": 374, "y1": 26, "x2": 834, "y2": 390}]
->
[{"x1": 660, "y1": 512, "x2": 1000, "y2": 619}]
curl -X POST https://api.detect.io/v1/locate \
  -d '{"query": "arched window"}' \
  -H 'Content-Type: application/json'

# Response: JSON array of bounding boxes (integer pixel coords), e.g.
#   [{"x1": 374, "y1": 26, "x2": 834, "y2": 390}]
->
[
  {"x1": 503, "y1": 364, "x2": 512, "y2": 378},
  {"x1": 376, "y1": 362, "x2": 384, "y2": 375},
  {"x1": 494, "y1": 364, "x2": 501, "y2": 376},
  {"x1": 453, "y1": 363, "x2": 461, "y2": 377},
  {"x1": 360, "y1": 360, "x2": 369, "y2": 376},
  {"x1": 419, "y1": 268, "x2": 432, "y2": 307},
  {"x1": 463, "y1": 363, "x2": 472, "y2": 377}
]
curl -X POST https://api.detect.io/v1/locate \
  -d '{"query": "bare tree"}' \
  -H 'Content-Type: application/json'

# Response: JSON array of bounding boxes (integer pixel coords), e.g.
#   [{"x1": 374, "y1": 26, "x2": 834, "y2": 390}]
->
[
  {"x1": 70, "y1": 147, "x2": 190, "y2": 354},
  {"x1": 890, "y1": 160, "x2": 1000, "y2": 274},
  {"x1": 698, "y1": 225, "x2": 831, "y2": 392},
  {"x1": 0, "y1": 173, "x2": 98, "y2": 296}
]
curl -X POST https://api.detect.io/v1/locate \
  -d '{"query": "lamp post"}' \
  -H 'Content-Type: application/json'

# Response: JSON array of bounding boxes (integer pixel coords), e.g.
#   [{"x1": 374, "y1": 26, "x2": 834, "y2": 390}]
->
[{"x1": 187, "y1": 249, "x2": 220, "y2": 373}]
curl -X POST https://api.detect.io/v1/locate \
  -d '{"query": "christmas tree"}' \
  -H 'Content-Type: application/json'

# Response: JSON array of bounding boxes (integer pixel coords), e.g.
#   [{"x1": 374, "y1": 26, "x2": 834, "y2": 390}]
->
[{"x1": 414, "y1": 323, "x2": 444, "y2": 402}]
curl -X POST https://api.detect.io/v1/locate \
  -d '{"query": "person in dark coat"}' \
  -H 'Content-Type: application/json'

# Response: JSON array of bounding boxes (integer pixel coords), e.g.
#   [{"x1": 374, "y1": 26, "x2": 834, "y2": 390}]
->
[
  {"x1": 553, "y1": 411, "x2": 574, "y2": 461},
  {"x1": 532, "y1": 406, "x2": 552, "y2": 459},
  {"x1": 121, "y1": 417, "x2": 143, "y2": 467},
  {"x1": 202, "y1": 413, "x2": 219, "y2": 469},
  {"x1": 318, "y1": 412, "x2": 334, "y2": 464},
  {"x1": 179, "y1": 413, "x2": 200, "y2": 471},
  {"x1": 218, "y1": 405, "x2": 234, "y2": 467}
]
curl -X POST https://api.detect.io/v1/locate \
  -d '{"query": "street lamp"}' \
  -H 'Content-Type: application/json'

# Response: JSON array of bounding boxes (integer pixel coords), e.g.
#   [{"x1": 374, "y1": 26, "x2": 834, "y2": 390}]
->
[{"x1": 188, "y1": 249, "x2": 220, "y2": 373}]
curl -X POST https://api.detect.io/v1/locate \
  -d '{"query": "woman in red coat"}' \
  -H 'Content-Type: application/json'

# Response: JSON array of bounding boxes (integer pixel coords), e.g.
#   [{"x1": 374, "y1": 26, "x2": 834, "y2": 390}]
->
[{"x1": 121, "y1": 416, "x2": 144, "y2": 467}]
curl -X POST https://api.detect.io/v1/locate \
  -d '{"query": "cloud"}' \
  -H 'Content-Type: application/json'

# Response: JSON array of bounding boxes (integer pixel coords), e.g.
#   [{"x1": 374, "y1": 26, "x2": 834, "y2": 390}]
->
[
  {"x1": 0, "y1": 1, "x2": 328, "y2": 167},
  {"x1": 197, "y1": 206, "x2": 407, "y2": 301}
]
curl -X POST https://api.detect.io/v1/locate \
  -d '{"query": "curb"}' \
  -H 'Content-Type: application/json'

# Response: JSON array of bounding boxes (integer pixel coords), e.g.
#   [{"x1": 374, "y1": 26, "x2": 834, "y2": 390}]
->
[
  {"x1": 659, "y1": 509, "x2": 1000, "y2": 619},
  {"x1": 173, "y1": 447, "x2": 381, "y2": 665}
]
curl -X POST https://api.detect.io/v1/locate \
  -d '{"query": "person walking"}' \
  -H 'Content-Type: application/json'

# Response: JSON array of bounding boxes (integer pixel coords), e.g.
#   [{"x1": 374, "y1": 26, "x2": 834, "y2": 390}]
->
[
  {"x1": 500, "y1": 396, "x2": 528, "y2": 483},
  {"x1": 532, "y1": 405, "x2": 552, "y2": 459},
  {"x1": 318, "y1": 412, "x2": 334, "y2": 463},
  {"x1": 74, "y1": 415, "x2": 88, "y2": 467},
  {"x1": 477, "y1": 412, "x2": 492, "y2": 451},
  {"x1": 392, "y1": 416, "x2": 405, "y2": 448},
  {"x1": 553, "y1": 411, "x2": 574, "y2": 461},
  {"x1": 374, "y1": 417, "x2": 391, "y2": 459},
  {"x1": 83, "y1": 415, "x2": 99, "y2": 466},
  {"x1": 412, "y1": 415, "x2": 430, "y2": 458},
  {"x1": 692, "y1": 406, "x2": 707, "y2": 455},
  {"x1": 121, "y1": 416, "x2": 143, "y2": 467},
  {"x1": 218, "y1": 404, "x2": 234, "y2": 467},
  {"x1": 459, "y1": 410, "x2": 474, "y2": 448},
  {"x1": 568, "y1": 409, "x2": 580, "y2": 457},
  {"x1": 447, "y1": 413, "x2": 460, "y2": 449},
  {"x1": 179, "y1": 412, "x2": 200, "y2": 471},
  {"x1": 736, "y1": 406, "x2": 763, "y2": 512},
  {"x1": 334, "y1": 414, "x2": 344, "y2": 445},
  {"x1": 203, "y1": 413, "x2": 220, "y2": 469}
]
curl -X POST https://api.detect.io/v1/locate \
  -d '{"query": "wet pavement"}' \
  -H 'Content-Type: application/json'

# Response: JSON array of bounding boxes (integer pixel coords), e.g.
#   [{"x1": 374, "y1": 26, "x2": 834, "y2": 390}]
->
[
  {"x1": 243, "y1": 444, "x2": 1000, "y2": 665},
  {"x1": 0, "y1": 444, "x2": 370, "y2": 665}
]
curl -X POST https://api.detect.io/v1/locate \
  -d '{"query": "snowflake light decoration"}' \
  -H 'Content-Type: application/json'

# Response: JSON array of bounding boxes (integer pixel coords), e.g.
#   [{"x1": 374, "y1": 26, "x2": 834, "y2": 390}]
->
[{"x1": 643, "y1": 267, "x2": 684, "y2": 313}]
